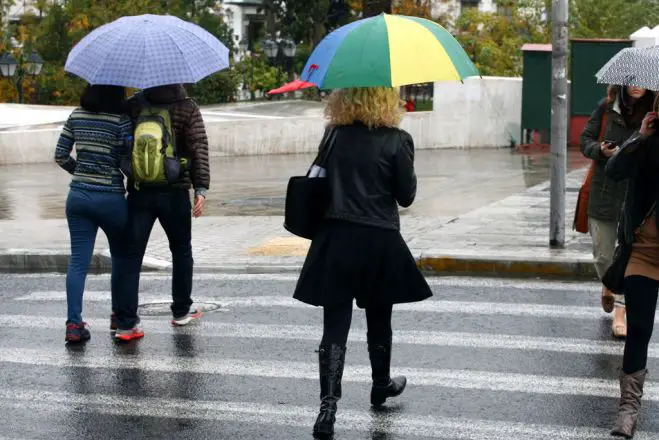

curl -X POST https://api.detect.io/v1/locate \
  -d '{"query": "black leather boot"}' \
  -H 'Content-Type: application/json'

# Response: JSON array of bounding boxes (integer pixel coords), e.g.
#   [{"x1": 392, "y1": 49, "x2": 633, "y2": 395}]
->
[
  {"x1": 368, "y1": 342, "x2": 406, "y2": 407},
  {"x1": 313, "y1": 344, "x2": 346, "y2": 439}
]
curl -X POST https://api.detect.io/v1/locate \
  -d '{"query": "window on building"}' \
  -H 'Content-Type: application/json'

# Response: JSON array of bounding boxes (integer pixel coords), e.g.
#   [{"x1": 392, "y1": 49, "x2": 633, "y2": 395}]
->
[{"x1": 460, "y1": 0, "x2": 480, "y2": 8}]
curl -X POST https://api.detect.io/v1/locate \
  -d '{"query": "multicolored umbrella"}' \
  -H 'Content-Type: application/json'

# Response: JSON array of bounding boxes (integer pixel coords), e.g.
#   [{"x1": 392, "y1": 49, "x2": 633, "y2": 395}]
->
[{"x1": 300, "y1": 13, "x2": 480, "y2": 89}]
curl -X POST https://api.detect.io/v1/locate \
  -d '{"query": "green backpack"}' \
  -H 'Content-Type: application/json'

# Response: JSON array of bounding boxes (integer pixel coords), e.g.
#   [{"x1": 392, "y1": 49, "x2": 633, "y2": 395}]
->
[{"x1": 131, "y1": 97, "x2": 187, "y2": 188}]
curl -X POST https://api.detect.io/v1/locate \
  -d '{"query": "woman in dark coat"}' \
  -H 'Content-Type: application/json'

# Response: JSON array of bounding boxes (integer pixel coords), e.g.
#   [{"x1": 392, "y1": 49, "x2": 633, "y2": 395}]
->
[
  {"x1": 293, "y1": 87, "x2": 433, "y2": 438},
  {"x1": 580, "y1": 85, "x2": 654, "y2": 338},
  {"x1": 606, "y1": 96, "x2": 659, "y2": 438}
]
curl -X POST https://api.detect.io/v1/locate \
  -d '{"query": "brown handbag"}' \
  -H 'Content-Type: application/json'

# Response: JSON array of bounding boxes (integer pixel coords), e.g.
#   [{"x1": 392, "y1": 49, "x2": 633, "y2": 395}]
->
[{"x1": 574, "y1": 108, "x2": 608, "y2": 233}]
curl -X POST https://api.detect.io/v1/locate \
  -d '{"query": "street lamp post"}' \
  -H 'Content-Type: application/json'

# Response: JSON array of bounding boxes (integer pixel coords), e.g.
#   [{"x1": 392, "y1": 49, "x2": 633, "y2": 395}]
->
[
  {"x1": 263, "y1": 37, "x2": 297, "y2": 99},
  {"x1": 281, "y1": 39, "x2": 297, "y2": 76},
  {"x1": 281, "y1": 39, "x2": 297, "y2": 99},
  {"x1": 263, "y1": 38, "x2": 281, "y2": 100},
  {"x1": 0, "y1": 51, "x2": 44, "y2": 104},
  {"x1": 238, "y1": 38, "x2": 254, "y2": 101}
]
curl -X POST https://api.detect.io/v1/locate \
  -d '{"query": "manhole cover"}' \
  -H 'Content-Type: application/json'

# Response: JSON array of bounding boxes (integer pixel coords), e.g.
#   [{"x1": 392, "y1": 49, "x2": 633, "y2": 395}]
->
[{"x1": 137, "y1": 302, "x2": 222, "y2": 316}]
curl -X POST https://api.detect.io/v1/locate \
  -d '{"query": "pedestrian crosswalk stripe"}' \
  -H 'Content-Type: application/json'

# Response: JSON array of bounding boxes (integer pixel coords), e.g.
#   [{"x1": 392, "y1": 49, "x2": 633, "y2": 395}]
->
[
  {"x1": 0, "y1": 314, "x2": 643, "y2": 357},
  {"x1": 12, "y1": 292, "x2": 638, "y2": 321},
  {"x1": 3, "y1": 388, "x2": 653, "y2": 440},
  {"x1": 0, "y1": 348, "x2": 654, "y2": 401},
  {"x1": 4, "y1": 272, "x2": 601, "y2": 292}
]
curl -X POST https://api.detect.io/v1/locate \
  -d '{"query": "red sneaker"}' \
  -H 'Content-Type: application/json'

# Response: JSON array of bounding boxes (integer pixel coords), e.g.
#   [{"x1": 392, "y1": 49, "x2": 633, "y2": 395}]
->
[{"x1": 114, "y1": 327, "x2": 144, "y2": 342}]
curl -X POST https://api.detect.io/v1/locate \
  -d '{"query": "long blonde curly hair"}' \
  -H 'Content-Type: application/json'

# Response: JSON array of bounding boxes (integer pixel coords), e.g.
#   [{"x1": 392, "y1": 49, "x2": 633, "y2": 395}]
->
[{"x1": 324, "y1": 87, "x2": 404, "y2": 129}]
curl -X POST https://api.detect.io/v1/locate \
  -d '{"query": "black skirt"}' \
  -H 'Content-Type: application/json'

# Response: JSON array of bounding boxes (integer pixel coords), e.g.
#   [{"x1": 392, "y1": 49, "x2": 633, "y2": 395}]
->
[{"x1": 293, "y1": 220, "x2": 433, "y2": 308}]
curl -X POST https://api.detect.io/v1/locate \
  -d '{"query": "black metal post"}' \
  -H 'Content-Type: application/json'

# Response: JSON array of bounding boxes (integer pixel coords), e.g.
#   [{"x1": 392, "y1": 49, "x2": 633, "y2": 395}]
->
[
  {"x1": 16, "y1": 74, "x2": 23, "y2": 104},
  {"x1": 250, "y1": 60, "x2": 255, "y2": 101}
]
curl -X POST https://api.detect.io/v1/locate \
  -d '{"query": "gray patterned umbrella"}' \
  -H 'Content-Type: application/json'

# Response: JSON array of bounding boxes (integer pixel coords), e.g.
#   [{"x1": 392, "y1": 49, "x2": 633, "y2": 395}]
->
[
  {"x1": 596, "y1": 45, "x2": 659, "y2": 91},
  {"x1": 65, "y1": 14, "x2": 229, "y2": 89}
]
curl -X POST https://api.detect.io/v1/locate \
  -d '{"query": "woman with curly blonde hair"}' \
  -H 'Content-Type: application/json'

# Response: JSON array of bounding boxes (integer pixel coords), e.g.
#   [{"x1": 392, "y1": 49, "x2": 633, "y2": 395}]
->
[{"x1": 293, "y1": 87, "x2": 432, "y2": 438}]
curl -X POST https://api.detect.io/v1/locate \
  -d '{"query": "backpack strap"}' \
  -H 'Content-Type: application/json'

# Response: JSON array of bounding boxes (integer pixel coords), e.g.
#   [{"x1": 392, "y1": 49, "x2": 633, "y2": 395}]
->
[{"x1": 135, "y1": 93, "x2": 178, "y2": 155}]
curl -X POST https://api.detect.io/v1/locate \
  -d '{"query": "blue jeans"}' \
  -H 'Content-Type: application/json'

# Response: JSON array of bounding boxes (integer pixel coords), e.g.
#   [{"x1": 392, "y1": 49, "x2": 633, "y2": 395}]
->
[
  {"x1": 115, "y1": 188, "x2": 193, "y2": 329},
  {"x1": 65, "y1": 188, "x2": 127, "y2": 324}
]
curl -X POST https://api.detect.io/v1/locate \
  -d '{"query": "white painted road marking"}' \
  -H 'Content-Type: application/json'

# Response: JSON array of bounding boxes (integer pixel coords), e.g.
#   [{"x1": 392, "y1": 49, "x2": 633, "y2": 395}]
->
[
  {"x1": 0, "y1": 314, "x2": 640, "y2": 357},
  {"x1": 0, "y1": 348, "x2": 653, "y2": 400},
  {"x1": 12, "y1": 292, "x2": 634, "y2": 321},
  {"x1": 3, "y1": 272, "x2": 601, "y2": 292},
  {"x1": 2, "y1": 388, "x2": 651, "y2": 440}
]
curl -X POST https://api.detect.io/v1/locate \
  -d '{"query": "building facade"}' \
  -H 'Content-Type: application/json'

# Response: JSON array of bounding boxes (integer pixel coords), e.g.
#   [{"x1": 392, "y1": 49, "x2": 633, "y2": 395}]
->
[
  {"x1": 223, "y1": 0, "x2": 267, "y2": 52},
  {"x1": 432, "y1": 0, "x2": 497, "y2": 19},
  {"x1": 4, "y1": 0, "x2": 59, "y2": 24}
]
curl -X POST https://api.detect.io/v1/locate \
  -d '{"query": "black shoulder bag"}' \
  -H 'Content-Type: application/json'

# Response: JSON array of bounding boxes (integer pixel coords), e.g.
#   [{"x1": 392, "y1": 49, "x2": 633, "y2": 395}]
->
[{"x1": 283, "y1": 128, "x2": 337, "y2": 240}]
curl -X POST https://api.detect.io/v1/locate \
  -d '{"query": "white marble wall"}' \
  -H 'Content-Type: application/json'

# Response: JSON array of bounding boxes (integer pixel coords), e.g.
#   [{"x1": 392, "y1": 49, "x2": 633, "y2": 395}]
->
[
  {"x1": 0, "y1": 77, "x2": 523, "y2": 165},
  {"x1": 432, "y1": 76, "x2": 522, "y2": 148}
]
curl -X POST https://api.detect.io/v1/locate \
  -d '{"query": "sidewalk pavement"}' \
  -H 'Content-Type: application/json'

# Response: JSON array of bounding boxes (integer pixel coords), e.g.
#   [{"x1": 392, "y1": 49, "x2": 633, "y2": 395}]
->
[{"x1": 0, "y1": 166, "x2": 596, "y2": 278}]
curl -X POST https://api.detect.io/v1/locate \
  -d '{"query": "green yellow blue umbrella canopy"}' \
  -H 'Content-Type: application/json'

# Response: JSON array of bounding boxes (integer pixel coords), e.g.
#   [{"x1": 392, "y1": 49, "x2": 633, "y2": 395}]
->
[{"x1": 299, "y1": 13, "x2": 480, "y2": 89}]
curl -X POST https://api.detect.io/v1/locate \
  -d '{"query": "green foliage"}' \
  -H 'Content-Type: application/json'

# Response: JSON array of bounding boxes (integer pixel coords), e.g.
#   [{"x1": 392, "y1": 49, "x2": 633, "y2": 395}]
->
[
  {"x1": 0, "y1": 0, "x2": 15, "y2": 26},
  {"x1": 34, "y1": 2, "x2": 72, "y2": 63},
  {"x1": 11, "y1": 0, "x2": 237, "y2": 105},
  {"x1": 235, "y1": 55, "x2": 281, "y2": 95},
  {"x1": 568, "y1": 0, "x2": 659, "y2": 39},
  {"x1": 453, "y1": 0, "x2": 549, "y2": 77},
  {"x1": 362, "y1": 0, "x2": 392, "y2": 17},
  {"x1": 292, "y1": 43, "x2": 312, "y2": 75},
  {"x1": 10, "y1": 0, "x2": 659, "y2": 105},
  {"x1": 267, "y1": 0, "x2": 332, "y2": 45},
  {"x1": 36, "y1": 64, "x2": 86, "y2": 105},
  {"x1": 188, "y1": 70, "x2": 241, "y2": 105}
]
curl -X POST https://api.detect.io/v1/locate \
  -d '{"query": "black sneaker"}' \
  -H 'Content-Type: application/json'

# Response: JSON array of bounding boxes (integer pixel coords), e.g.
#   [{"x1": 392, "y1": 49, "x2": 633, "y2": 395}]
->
[{"x1": 65, "y1": 322, "x2": 90, "y2": 343}]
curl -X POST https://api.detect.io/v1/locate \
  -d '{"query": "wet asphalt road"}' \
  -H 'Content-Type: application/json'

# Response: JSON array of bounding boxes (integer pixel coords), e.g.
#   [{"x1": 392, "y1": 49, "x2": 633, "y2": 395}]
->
[{"x1": 0, "y1": 273, "x2": 658, "y2": 440}]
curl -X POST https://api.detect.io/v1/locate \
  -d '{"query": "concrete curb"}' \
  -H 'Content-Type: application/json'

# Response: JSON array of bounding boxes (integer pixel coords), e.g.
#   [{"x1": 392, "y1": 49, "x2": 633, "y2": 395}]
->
[
  {"x1": 0, "y1": 249, "x2": 110, "y2": 273},
  {"x1": 416, "y1": 254, "x2": 598, "y2": 279},
  {"x1": 0, "y1": 249, "x2": 169, "y2": 273},
  {"x1": 0, "y1": 248, "x2": 598, "y2": 279}
]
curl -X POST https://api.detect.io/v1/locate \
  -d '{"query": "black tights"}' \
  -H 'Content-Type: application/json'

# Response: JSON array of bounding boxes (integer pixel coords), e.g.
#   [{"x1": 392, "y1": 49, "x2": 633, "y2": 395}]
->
[
  {"x1": 320, "y1": 302, "x2": 393, "y2": 347},
  {"x1": 623, "y1": 275, "x2": 659, "y2": 374}
]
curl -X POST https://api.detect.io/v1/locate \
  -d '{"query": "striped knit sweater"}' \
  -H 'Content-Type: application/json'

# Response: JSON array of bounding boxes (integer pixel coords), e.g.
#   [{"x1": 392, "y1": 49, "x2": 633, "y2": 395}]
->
[{"x1": 55, "y1": 108, "x2": 132, "y2": 193}]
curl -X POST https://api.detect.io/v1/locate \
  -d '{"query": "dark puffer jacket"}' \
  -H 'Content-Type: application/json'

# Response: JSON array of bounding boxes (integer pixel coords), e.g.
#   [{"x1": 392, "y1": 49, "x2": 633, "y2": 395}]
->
[
  {"x1": 126, "y1": 85, "x2": 210, "y2": 192},
  {"x1": 580, "y1": 96, "x2": 635, "y2": 222}
]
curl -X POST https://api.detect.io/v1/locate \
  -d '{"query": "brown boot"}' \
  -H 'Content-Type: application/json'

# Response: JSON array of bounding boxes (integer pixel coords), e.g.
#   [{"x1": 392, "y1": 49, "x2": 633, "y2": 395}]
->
[
  {"x1": 611, "y1": 369, "x2": 647, "y2": 438},
  {"x1": 602, "y1": 286, "x2": 615, "y2": 313}
]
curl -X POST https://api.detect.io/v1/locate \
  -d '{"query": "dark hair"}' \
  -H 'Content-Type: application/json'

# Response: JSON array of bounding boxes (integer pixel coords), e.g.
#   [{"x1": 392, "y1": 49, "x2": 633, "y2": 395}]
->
[
  {"x1": 607, "y1": 85, "x2": 655, "y2": 128},
  {"x1": 80, "y1": 84, "x2": 126, "y2": 114}
]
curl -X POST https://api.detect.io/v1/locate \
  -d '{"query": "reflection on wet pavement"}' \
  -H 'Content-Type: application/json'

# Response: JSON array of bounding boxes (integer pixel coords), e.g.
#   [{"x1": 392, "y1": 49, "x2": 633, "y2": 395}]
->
[{"x1": 0, "y1": 149, "x2": 588, "y2": 220}]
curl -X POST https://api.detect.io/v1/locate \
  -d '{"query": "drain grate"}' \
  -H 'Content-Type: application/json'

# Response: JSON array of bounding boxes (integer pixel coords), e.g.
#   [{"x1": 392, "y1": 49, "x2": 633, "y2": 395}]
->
[{"x1": 137, "y1": 302, "x2": 222, "y2": 316}]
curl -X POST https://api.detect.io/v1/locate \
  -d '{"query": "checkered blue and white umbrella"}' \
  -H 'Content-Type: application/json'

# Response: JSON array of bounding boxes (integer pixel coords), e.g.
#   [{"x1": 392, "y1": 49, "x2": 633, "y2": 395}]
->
[
  {"x1": 65, "y1": 14, "x2": 230, "y2": 89},
  {"x1": 596, "y1": 45, "x2": 659, "y2": 91}
]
